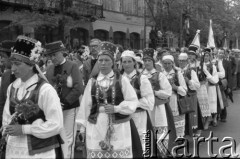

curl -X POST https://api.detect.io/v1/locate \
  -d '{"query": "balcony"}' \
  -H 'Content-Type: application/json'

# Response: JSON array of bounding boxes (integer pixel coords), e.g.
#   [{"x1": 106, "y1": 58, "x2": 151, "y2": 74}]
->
[
  {"x1": 71, "y1": 0, "x2": 104, "y2": 19},
  {"x1": 0, "y1": 0, "x2": 104, "y2": 20}
]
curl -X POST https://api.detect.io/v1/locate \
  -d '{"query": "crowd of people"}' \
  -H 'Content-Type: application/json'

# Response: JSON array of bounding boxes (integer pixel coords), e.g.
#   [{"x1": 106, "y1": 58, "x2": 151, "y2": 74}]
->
[{"x1": 0, "y1": 34, "x2": 239, "y2": 158}]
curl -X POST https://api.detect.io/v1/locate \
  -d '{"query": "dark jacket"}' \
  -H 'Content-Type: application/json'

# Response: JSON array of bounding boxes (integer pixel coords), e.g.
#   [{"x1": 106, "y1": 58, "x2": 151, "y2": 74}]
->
[
  {"x1": 223, "y1": 58, "x2": 234, "y2": 89},
  {"x1": 0, "y1": 69, "x2": 16, "y2": 124},
  {"x1": 46, "y1": 60, "x2": 83, "y2": 110},
  {"x1": 82, "y1": 58, "x2": 99, "y2": 87}
]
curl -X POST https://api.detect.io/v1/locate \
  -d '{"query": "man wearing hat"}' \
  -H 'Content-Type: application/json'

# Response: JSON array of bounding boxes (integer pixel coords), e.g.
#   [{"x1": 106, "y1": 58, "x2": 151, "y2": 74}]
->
[
  {"x1": 2, "y1": 35, "x2": 64, "y2": 158},
  {"x1": 82, "y1": 38, "x2": 101, "y2": 87},
  {"x1": 45, "y1": 41, "x2": 83, "y2": 158},
  {"x1": 77, "y1": 41, "x2": 143, "y2": 158}
]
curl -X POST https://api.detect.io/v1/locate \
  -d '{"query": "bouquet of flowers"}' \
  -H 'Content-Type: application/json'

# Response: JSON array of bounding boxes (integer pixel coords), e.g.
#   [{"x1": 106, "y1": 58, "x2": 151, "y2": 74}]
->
[
  {"x1": 52, "y1": 72, "x2": 68, "y2": 96},
  {"x1": 0, "y1": 99, "x2": 42, "y2": 158},
  {"x1": 14, "y1": 99, "x2": 42, "y2": 123}
]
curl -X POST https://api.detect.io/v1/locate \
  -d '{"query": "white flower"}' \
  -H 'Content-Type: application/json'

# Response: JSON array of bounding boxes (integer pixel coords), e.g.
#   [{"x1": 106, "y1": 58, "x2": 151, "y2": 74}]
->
[
  {"x1": 80, "y1": 45, "x2": 90, "y2": 60},
  {"x1": 30, "y1": 41, "x2": 43, "y2": 63},
  {"x1": 67, "y1": 75, "x2": 73, "y2": 88}
]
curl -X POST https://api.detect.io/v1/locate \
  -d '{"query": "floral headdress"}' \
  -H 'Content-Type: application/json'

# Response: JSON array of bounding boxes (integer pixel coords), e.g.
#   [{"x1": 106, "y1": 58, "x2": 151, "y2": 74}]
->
[
  {"x1": 10, "y1": 35, "x2": 43, "y2": 65},
  {"x1": 10, "y1": 35, "x2": 48, "y2": 82}
]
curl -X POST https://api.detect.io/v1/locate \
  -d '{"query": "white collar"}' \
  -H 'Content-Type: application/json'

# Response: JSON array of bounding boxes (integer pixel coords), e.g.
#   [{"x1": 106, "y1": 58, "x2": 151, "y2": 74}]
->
[
  {"x1": 181, "y1": 65, "x2": 189, "y2": 72},
  {"x1": 189, "y1": 61, "x2": 199, "y2": 68},
  {"x1": 91, "y1": 56, "x2": 97, "y2": 60},
  {"x1": 163, "y1": 68, "x2": 175, "y2": 76},
  {"x1": 204, "y1": 62, "x2": 210, "y2": 65},
  {"x1": 60, "y1": 58, "x2": 66, "y2": 65},
  {"x1": 12, "y1": 74, "x2": 39, "y2": 91},
  {"x1": 97, "y1": 70, "x2": 114, "y2": 81},
  {"x1": 142, "y1": 68, "x2": 157, "y2": 75},
  {"x1": 155, "y1": 61, "x2": 162, "y2": 66},
  {"x1": 123, "y1": 70, "x2": 137, "y2": 80},
  {"x1": 79, "y1": 65, "x2": 83, "y2": 70}
]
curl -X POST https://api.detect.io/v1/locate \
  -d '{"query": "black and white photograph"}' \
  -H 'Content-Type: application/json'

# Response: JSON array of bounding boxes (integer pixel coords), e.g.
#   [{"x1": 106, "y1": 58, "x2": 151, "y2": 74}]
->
[{"x1": 0, "y1": 0, "x2": 240, "y2": 158}]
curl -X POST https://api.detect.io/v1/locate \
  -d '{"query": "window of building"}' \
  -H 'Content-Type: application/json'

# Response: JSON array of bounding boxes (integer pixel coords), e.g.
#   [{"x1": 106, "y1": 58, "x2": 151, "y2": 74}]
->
[
  {"x1": 94, "y1": 29, "x2": 109, "y2": 41},
  {"x1": 70, "y1": 28, "x2": 89, "y2": 46},
  {"x1": 103, "y1": 0, "x2": 121, "y2": 12},
  {"x1": 34, "y1": 25, "x2": 60, "y2": 46},
  {"x1": 130, "y1": 32, "x2": 140, "y2": 49},
  {"x1": 0, "y1": 20, "x2": 22, "y2": 42},
  {"x1": 113, "y1": 31, "x2": 126, "y2": 48},
  {"x1": 122, "y1": 0, "x2": 138, "y2": 15}
]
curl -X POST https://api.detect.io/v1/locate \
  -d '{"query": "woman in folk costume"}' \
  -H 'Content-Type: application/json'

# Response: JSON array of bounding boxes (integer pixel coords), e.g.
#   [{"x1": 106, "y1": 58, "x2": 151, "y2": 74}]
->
[
  {"x1": 188, "y1": 47, "x2": 211, "y2": 130},
  {"x1": 120, "y1": 50, "x2": 155, "y2": 154},
  {"x1": 201, "y1": 48, "x2": 219, "y2": 128},
  {"x1": 161, "y1": 54, "x2": 187, "y2": 138},
  {"x1": 178, "y1": 52, "x2": 203, "y2": 137},
  {"x1": 2, "y1": 35, "x2": 64, "y2": 158},
  {"x1": 141, "y1": 48, "x2": 175, "y2": 157},
  {"x1": 76, "y1": 41, "x2": 142, "y2": 158}
]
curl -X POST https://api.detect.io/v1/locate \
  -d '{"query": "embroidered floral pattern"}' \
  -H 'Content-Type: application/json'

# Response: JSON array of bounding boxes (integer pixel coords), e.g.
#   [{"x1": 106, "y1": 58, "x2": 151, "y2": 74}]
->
[{"x1": 96, "y1": 80, "x2": 116, "y2": 151}]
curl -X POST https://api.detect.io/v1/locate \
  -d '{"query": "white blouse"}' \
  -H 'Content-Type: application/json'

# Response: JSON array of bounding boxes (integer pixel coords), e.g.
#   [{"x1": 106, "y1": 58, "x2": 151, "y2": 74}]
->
[
  {"x1": 76, "y1": 70, "x2": 138, "y2": 128},
  {"x1": 162, "y1": 69, "x2": 187, "y2": 96},
  {"x1": 181, "y1": 65, "x2": 200, "y2": 91},
  {"x1": 142, "y1": 68, "x2": 172, "y2": 99},
  {"x1": 123, "y1": 69, "x2": 154, "y2": 111},
  {"x1": 2, "y1": 74, "x2": 63, "y2": 139},
  {"x1": 203, "y1": 62, "x2": 219, "y2": 84},
  {"x1": 216, "y1": 60, "x2": 225, "y2": 79}
]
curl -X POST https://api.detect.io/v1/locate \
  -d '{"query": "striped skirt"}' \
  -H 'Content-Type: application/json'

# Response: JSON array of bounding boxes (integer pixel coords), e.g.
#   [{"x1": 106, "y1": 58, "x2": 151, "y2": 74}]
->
[
  {"x1": 197, "y1": 83, "x2": 211, "y2": 117},
  {"x1": 189, "y1": 94, "x2": 199, "y2": 129},
  {"x1": 174, "y1": 115, "x2": 185, "y2": 137}
]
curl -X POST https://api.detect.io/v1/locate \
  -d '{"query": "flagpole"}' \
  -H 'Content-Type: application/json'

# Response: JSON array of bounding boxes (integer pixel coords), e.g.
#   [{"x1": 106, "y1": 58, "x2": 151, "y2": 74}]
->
[
  {"x1": 223, "y1": 33, "x2": 228, "y2": 50},
  {"x1": 236, "y1": 33, "x2": 239, "y2": 49}
]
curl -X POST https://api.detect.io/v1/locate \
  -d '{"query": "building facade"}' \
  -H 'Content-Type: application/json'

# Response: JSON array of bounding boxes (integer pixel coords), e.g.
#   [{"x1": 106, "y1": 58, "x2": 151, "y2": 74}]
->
[
  {"x1": 65, "y1": 0, "x2": 155, "y2": 50},
  {"x1": 0, "y1": 0, "x2": 178, "y2": 50}
]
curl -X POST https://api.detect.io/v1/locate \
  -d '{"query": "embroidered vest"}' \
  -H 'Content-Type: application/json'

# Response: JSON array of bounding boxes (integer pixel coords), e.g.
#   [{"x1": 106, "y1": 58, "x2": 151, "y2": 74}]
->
[
  {"x1": 167, "y1": 70, "x2": 180, "y2": 88},
  {"x1": 197, "y1": 63, "x2": 207, "y2": 83},
  {"x1": 148, "y1": 71, "x2": 169, "y2": 105},
  {"x1": 206, "y1": 63, "x2": 217, "y2": 86},
  {"x1": 129, "y1": 71, "x2": 143, "y2": 112},
  {"x1": 9, "y1": 78, "x2": 63, "y2": 156},
  {"x1": 148, "y1": 72, "x2": 160, "y2": 91},
  {"x1": 88, "y1": 72, "x2": 131, "y2": 124},
  {"x1": 130, "y1": 71, "x2": 142, "y2": 99}
]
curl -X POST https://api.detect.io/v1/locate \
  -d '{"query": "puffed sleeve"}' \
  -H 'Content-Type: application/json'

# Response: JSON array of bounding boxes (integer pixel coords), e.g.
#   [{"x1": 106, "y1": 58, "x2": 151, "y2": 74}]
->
[
  {"x1": 22, "y1": 83, "x2": 63, "y2": 139},
  {"x1": 204, "y1": 65, "x2": 219, "y2": 84},
  {"x1": 114, "y1": 76, "x2": 138, "y2": 115},
  {"x1": 177, "y1": 71, "x2": 187, "y2": 96},
  {"x1": 217, "y1": 60, "x2": 225, "y2": 79},
  {"x1": 76, "y1": 79, "x2": 93, "y2": 128},
  {"x1": 2, "y1": 84, "x2": 12, "y2": 127},
  {"x1": 188, "y1": 70, "x2": 200, "y2": 90},
  {"x1": 138, "y1": 75, "x2": 155, "y2": 111},
  {"x1": 155, "y1": 72, "x2": 172, "y2": 99}
]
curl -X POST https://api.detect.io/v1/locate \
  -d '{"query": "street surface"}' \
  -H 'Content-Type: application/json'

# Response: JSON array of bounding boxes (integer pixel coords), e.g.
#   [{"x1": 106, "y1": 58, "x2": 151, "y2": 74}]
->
[
  {"x1": 187, "y1": 89, "x2": 240, "y2": 158},
  {"x1": 74, "y1": 89, "x2": 240, "y2": 158}
]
